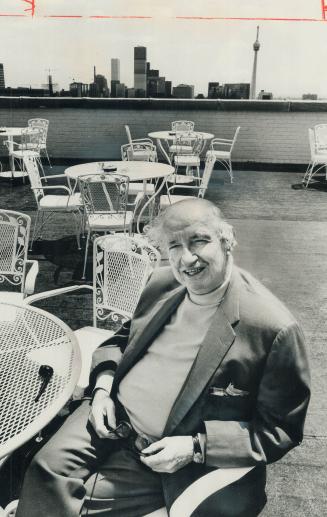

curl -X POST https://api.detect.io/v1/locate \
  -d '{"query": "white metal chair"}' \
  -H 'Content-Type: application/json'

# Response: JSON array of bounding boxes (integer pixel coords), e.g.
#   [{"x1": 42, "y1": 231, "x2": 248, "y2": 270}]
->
[
  {"x1": 160, "y1": 154, "x2": 216, "y2": 208},
  {"x1": 23, "y1": 155, "x2": 83, "y2": 251},
  {"x1": 0, "y1": 210, "x2": 39, "y2": 304},
  {"x1": 27, "y1": 118, "x2": 51, "y2": 167},
  {"x1": 302, "y1": 127, "x2": 327, "y2": 186},
  {"x1": 25, "y1": 234, "x2": 160, "y2": 393},
  {"x1": 171, "y1": 120, "x2": 195, "y2": 132},
  {"x1": 121, "y1": 142, "x2": 157, "y2": 163},
  {"x1": 169, "y1": 135, "x2": 203, "y2": 185},
  {"x1": 78, "y1": 173, "x2": 136, "y2": 279},
  {"x1": 4, "y1": 128, "x2": 45, "y2": 179},
  {"x1": 124, "y1": 125, "x2": 156, "y2": 162},
  {"x1": 206, "y1": 126, "x2": 240, "y2": 183}
]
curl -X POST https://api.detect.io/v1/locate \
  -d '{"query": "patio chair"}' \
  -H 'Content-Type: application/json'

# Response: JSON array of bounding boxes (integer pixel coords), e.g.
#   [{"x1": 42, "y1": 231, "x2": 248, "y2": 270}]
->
[
  {"x1": 25, "y1": 234, "x2": 160, "y2": 392},
  {"x1": 27, "y1": 118, "x2": 52, "y2": 167},
  {"x1": 4, "y1": 127, "x2": 45, "y2": 179},
  {"x1": 302, "y1": 127, "x2": 327, "y2": 186},
  {"x1": 121, "y1": 142, "x2": 157, "y2": 197},
  {"x1": 160, "y1": 154, "x2": 216, "y2": 208},
  {"x1": 171, "y1": 120, "x2": 195, "y2": 132},
  {"x1": 168, "y1": 134, "x2": 203, "y2": 185},
  {"x1": 0, "y1": 209, "x2": 39, "y2": 304},
  {"x1": 78, "y1": 173, "x2": 135, "y2": 279},
  {"x1": 23, "y1": 155, "x2": 83, "y2": 251},
  {"x1": 124, "y1": 125, "x2": 156, "y2": 161},
  {"x1": 206, "y1": 126, "x2": 240, "y2": 183}
]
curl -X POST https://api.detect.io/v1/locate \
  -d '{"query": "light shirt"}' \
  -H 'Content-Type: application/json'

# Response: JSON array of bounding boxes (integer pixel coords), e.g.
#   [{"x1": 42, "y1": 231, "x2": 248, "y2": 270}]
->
[{"x1": 117, "y1": 259, "x2": 233, "y2": 440}]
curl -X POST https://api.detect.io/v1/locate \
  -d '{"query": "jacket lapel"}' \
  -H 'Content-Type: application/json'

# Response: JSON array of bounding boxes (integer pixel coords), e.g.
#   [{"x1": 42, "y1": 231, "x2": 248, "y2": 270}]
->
[
  {"x1": 113, "y1": 285, "x2": 186, "y2": 389},
  {"x1": 163, "y1": 270, "x2": 240, "y2": 436}
]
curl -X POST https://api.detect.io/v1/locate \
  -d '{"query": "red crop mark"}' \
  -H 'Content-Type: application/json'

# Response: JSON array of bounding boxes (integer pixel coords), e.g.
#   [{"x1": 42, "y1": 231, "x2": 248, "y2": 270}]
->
[
  {"x1": 90, "y1": 15, "x2": 152, "y2": 20},
  {"x1": 322, "y1": 0, "x2": 327, "y2": 20},
  {"x1": 22, "y1": 0, "x2": 35, "y2": 16}
]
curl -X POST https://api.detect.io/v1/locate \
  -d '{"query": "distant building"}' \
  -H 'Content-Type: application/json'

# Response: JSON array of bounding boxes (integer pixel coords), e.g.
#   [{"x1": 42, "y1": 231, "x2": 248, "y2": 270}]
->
[
  {"x1": 208, "y1": 82, "x2": 220, "y2": 99},
  {"x1": 223, "y1": 83, "x2": 250, "y2": 99},
  {"x1": 302, "y1": 93, "x2": 318, "y2": 100},
  {"x1": 172, "y1": 84, "x2": 194, "y2": 99},
  {"x1": 127, "y1": 88, "x2": 135, "y2": 98},
  {"x1": 134, "y1": 46, "x2": 147, "y2": 97},
  {"x1": 258, "y1": 90, "x2": 273, "y2": 100},
  {"x1": 69, "y1": 82, "x2": 89, "y2": 97},
  {"x1": 110, "y1": 79, "x2": 120, "y2": 97},
  {"x1": 111, "y1": 58, "x2": 120, "y2": 81},
  {"x1": 90, "y1": 73, "x2": 109, "y2": 98},
  {"x1": 116, "y1": 83, "x2": 127, "y2": 97},
  {"x1": 165, "y1": 80, "x2": 172, "y2": 98},
  {"x1": 0, "y1": 64, "x2": 5, "y2": 88}
]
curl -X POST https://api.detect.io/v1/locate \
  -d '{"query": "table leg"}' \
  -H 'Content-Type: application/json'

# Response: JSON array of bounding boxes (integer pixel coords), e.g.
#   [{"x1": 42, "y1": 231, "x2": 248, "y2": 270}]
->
[
  {"x1": 155, "y1": 138, "x2": 171, "y2": 165},
  {"x1": 136, "y1": 176, "x2": 168, "y2": 233}
]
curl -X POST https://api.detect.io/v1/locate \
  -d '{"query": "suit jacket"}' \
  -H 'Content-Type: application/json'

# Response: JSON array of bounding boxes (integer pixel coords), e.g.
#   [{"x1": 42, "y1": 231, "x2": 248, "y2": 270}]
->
[{"x1": 89, "y1": 265, "x2": 310, "y2": 512}]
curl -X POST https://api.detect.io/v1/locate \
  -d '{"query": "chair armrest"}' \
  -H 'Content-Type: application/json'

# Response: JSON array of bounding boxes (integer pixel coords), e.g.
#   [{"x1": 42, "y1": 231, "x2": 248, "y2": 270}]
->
[
  {"x1": 169, "y1": 467, "x2": 254, "y2": 517},
  {"x1": 31, "y1": 185, "x2": 72, "y2": 195},
  {"x1": 24, "y1": 284, "x2": 93, "y2": 305},
  {"x1": 167, "y1": 183, "x2": 200, "y2": 194},
  {"x1": 41, "y1": 174, "x2": 69, "y2": 181},
  {"x1": 24, "y1": 260, "x2": 39, "y2": 295},
  {"x1": 132, "y1": 138, "x2": 153, "y2": 144}
]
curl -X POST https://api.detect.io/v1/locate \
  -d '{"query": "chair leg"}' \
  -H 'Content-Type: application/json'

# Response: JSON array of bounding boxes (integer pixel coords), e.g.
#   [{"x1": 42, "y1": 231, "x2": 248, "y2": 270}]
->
[
  {"x1": 229, "y1": 159, "x2": 233, "y2": 183},
  {"x1": 82, "y1": 231, "x2": 91, "y2": 279},
  {"x1": 44, "y1": 148, "x2": 52, "y2": 168},
  {"x1": 30, "y1": 211, "x2": 42, "y2": 250},
  {"x1": 72, "y1": 211, "x2": 81, "y2": 250}
]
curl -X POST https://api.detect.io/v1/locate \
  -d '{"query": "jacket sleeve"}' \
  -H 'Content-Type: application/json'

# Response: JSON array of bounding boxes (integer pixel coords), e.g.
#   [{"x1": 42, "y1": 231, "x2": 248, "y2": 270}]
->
[
  {"x1": 87, "y1": 320, "x2": 131, "y2": 392},
  {"x1": 204, "y1": 323, "x2": 311, "y2": 468}
]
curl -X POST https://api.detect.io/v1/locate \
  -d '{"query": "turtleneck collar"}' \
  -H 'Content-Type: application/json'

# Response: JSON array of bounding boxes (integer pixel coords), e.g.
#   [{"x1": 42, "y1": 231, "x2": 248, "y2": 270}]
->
[{"x1": 188, "y1": 255, "x2": 233, "y2": 306}]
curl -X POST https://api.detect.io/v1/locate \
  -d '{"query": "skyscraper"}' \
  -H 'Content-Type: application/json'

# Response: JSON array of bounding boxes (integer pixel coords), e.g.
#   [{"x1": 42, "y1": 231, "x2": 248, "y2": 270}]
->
[
  {"x1": 134, "y1": 46, "x2": 147, "y2": 97},
  {"x1": 250, "y1": 26, "x2": 260, "y2": 99},
  {"x1": 0, "y1": 64, "x2": 5, "y2": 88},
  {"x1": 111, "y1": 58, "x2": 120, "y2": 81}
]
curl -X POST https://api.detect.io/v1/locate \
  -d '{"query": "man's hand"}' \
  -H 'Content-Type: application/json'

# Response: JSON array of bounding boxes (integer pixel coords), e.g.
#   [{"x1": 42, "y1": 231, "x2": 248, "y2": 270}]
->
[
  {"x1": 140, "y1": 436, "x2": 194, "y2": 473},
  {"x1": 89, "y1": 388, "x2": 118, "y2": 439}
]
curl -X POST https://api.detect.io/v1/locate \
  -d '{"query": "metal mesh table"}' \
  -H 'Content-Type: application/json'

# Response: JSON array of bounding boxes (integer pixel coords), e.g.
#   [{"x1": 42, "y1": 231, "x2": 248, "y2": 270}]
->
[{"x1": 0, "y1": 302, "x2": 81, "y2": 460}]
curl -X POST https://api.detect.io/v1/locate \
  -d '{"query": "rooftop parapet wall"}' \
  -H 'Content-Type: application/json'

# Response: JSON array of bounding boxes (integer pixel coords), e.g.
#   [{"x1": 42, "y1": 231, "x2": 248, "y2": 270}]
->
[{"x1": 1, "y1": 97, "x2": 327, "y2": 165}]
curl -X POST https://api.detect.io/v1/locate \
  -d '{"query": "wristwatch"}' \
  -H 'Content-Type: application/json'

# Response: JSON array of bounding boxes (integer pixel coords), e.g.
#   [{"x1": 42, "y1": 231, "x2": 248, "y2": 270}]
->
[{"x1": 192, "y1": 434, "x2": 204, "y2": 464}]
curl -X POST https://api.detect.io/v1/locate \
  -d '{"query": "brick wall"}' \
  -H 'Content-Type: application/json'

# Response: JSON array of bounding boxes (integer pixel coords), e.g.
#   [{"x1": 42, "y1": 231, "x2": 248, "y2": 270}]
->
[{"x1": 1, "y1": 98, "x2": 327, "y2": 165}]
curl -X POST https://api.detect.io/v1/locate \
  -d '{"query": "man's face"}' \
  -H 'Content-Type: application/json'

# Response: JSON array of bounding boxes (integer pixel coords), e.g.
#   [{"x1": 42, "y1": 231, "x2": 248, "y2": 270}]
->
[{"x1": 164, "y1": 209, "x2": 227, "y2": 295}]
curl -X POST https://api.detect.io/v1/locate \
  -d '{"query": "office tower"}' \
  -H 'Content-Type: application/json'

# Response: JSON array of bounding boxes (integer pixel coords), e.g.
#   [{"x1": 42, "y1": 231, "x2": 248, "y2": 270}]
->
[
  {"x1": 111, "y1": 58, "x2": 120, "y2": 81},
  {"x1": 172, "y1": 84, "x2": 194, "y2": 99},
  {"x1": 250, "y1": 26, "x2": 260, "y2": 99},
  {"x1": 134, "y1": 46, "x2": 147, "y2": 97},
  {"x1": 110, "y1": 80, "x2": 120, "y2": 97},
  {"x1": 116, "y1": 83, "x2": 126, "y2": 97},
  {"x1": 208, "y1": 82, "x2": 220, "y2": 99},
  {"x1": 0, "y1": 64, "x2": 5, "y2": 88},
  {"x1": 165, "y1": 81, "x2": 172, "y2": 98},
  {"x1": 70, "y1": 82, "x2": 89, "y2": 97}
]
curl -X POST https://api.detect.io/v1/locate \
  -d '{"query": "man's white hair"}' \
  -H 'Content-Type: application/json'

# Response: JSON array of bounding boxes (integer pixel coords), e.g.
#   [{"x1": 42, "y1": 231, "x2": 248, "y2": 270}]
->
[{"x1": 146, "y1": 198, "x2": 237, "y2": 252}]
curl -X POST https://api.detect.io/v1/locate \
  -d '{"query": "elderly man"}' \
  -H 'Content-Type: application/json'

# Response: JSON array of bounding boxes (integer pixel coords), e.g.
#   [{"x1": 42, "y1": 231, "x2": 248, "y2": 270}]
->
[{"x1": 17, "y1": 198, "x2": 310, "y2": 517}]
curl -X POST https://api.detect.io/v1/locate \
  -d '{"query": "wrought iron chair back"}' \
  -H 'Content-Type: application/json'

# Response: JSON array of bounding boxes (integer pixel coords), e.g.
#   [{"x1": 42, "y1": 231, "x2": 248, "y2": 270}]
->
[
  {"x1": 0, "y1": 210, "x2": 31, "y2": 293},
  {"x1": 121, "y1": 142, "x2": 157, "y2": 162},
  {"x1": 28, "y1": 118, "x2": 49, "y2": 148},
  {"x1": 171, "y1": 120, "x2": 195, "y2": 132},
  {"x1": 78, "y1": 173, "x2": 129, "y2": 217},
  {"x1": 93, "y1": 234, "x2": 160, "y2": 327},
  {"x1": 20, "y1": 127, "x2": 44, "y2": 153}
]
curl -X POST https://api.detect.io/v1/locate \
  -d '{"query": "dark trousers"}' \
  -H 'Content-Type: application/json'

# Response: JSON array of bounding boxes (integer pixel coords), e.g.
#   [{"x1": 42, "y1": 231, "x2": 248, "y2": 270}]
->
[{"x1": 16, "y1": 400, "x2": 164, "y2": 517}]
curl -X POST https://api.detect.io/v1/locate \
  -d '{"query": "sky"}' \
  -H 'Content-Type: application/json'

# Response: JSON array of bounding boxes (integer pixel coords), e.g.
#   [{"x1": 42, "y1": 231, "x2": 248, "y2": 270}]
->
[{"x1": 0, "y1": 0, "x2": 327, "y2": 98}]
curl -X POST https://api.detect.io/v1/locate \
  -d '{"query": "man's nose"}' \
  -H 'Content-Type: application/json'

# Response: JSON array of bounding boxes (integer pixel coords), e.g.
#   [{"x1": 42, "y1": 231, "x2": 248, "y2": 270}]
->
[{"x1": 181, "y1": 247, "x2": 197, "y2": 266}]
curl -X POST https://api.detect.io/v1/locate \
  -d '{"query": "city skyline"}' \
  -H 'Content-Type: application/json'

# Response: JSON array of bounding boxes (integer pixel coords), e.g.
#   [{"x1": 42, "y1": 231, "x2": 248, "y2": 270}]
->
[{"x1": 0, "y1": 0, "x2": 326, "y2": 98}]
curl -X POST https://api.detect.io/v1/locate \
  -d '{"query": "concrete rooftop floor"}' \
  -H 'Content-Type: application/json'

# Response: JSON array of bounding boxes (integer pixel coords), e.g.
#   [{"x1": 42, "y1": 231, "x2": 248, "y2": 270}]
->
[{"x1": 0, "y1": 162, "x2": 326, "y2": 515}]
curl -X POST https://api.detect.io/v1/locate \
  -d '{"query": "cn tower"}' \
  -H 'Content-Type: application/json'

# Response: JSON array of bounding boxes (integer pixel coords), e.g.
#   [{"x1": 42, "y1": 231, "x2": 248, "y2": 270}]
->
[{"x1": 250, "y1": 26, "x2": 260, "y2": 99}]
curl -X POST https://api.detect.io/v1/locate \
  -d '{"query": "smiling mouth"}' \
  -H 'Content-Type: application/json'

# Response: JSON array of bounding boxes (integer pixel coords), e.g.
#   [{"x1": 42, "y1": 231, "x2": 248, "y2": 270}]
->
[{"x1": 183, "y1": 266, "x2": 205, "y2": 277}]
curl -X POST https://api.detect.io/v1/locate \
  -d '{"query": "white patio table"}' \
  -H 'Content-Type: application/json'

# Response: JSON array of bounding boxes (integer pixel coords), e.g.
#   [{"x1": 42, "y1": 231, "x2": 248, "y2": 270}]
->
[
  {"x1": 65, "y1": 161, "x2": 174, "y2": 231},
  {"x1": 0, "y1": 302, "x2": 81, "y2": 460},
  {"x1": 148, "y1": 130, "x2": 214, "y2": 165}
]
